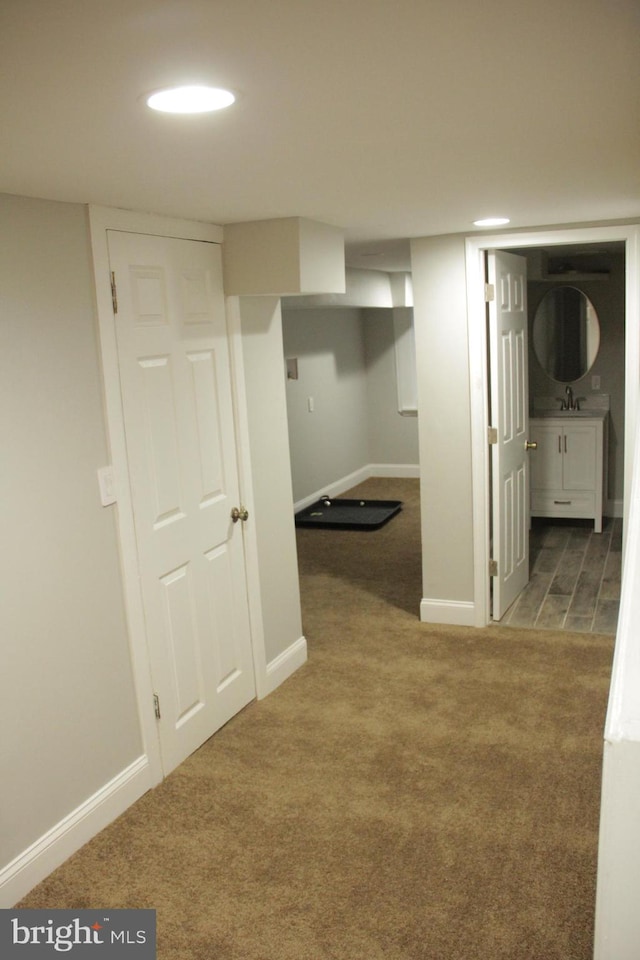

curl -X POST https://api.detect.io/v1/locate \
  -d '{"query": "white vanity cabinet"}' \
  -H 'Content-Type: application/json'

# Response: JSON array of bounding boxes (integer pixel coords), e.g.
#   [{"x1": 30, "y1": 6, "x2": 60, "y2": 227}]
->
[{"x1": 529, "y1": 412, "x2": 608, "y2": 532}]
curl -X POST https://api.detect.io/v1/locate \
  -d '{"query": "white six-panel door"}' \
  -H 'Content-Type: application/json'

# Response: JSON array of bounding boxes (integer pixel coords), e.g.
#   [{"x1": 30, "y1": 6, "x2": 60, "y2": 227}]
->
[
  {"x1": 488, "y1": 250, "x2": 530, "y2": 620},
  {"x1": 107, "y1": 230, "x2": 255, "y2": 775}
]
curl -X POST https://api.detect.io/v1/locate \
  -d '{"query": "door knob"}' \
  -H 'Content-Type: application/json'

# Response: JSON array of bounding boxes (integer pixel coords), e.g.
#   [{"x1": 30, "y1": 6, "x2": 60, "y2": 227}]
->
[
  {"x1": 231, "y1": 505, "x2": 249, "y2": 523},
  {"x1": 525, "y1": 440, "x2": 538, "y2": 450}
]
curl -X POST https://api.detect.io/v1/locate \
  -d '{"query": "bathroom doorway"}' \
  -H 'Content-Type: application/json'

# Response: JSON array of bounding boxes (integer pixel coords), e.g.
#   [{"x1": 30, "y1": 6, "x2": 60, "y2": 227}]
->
[{"x1": 466, "y1": 223, "x2": 640, "y2": 628}]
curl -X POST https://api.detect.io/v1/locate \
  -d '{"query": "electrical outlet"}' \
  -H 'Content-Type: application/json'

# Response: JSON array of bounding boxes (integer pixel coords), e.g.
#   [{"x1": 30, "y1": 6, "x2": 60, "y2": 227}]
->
[
  {"x1": 592, "y1": 375, "x2": 601, "y2": 390},
  {"x1": 286, "y1": 357, "x2": 298, "y2": 380}
]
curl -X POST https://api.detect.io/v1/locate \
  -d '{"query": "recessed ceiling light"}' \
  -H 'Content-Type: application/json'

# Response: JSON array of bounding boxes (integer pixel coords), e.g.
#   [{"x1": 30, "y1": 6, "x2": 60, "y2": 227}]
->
[
  {"x1": 473, "y1": 217, "x2": 511, "y2": 227},
  {"x1": 146, "y1": 85, "x2": 236, "y2": 114}
]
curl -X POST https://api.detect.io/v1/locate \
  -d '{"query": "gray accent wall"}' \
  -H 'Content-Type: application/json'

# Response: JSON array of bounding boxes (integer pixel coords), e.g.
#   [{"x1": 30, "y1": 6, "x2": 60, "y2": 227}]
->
[
  {"x1": 281, "y1": 306, "x2": 419, "y2": 504},
  {"x1": 363, "y1": 308, "x2": 420, "y2": 466}
]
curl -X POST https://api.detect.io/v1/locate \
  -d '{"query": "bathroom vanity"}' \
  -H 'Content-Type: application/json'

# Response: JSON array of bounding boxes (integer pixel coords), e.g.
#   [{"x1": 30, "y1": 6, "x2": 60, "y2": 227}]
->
[{"x1": 529, "y1": 410, "x2": 608, "y2": 532}]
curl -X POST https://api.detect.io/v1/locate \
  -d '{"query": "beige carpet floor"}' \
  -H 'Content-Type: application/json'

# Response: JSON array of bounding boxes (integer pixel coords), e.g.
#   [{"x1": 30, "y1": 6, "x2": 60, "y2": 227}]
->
[{"x1": 19, "y1": 478, "x2": 615, "y2": 959}]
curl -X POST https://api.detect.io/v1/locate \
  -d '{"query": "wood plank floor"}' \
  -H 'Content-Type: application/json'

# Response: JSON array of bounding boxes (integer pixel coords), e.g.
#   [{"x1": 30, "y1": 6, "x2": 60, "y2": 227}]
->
[{"x1": 502, "y1": 517, "x2": 622, "y2": 634}]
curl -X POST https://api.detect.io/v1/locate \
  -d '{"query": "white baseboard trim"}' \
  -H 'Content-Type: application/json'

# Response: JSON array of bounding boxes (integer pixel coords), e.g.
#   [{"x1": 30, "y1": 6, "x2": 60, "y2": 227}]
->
[
  {"x1": 606, "y1": 498, "x2": 624, "y2": 519},
  {"x1": 294, "y1": 467, "x2": 371, "y2": 512},
  {"x1": 420, "y1": 598, "x2": 477, "y2": 627},
  {"x1": 293, "y1": 464, "x2": 420, "y2": 512},
  {"x1": 259, "y1": 635, "x2": 308, "y2": 699},
  {"x1": 368, "y1": 463, "x2": 420, "y2": 479},
  {"x1": 0, "y1": 755, "x2": 153, "y2": 907}
]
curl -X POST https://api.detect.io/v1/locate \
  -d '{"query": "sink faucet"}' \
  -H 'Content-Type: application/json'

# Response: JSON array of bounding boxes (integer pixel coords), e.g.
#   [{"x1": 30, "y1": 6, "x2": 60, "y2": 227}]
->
[
  {"x1": 563, "y1": 385, "x2": 580, "y2": 411},
  {"x1": 556, "y1": 385, "x2": 583, "y2": 411}
]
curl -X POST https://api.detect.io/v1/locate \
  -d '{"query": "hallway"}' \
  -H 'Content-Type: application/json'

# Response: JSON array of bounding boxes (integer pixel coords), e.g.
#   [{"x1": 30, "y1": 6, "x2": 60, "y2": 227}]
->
[{"x1": 17, "y1": 477, "x2": 614, "y2": 959}]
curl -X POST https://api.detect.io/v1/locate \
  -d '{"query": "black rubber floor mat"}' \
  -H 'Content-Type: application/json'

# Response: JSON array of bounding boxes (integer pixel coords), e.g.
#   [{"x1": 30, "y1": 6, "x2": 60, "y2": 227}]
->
[{"x1": 295, "y1": 497, "x2": 402, "y2": 530}]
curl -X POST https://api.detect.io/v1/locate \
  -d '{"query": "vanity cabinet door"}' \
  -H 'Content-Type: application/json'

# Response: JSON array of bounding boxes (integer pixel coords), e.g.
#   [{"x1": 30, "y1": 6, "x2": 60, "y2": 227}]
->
[
  {"x1": 529, "y1": 423, "x2": 563, "y2": 490},
  {"x1": 562, "y1": 424, "x2": 597, "y2": 491}
]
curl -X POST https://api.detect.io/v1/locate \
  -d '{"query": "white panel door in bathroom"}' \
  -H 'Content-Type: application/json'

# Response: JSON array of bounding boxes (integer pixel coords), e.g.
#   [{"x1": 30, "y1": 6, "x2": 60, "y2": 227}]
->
[
  {"x1": 108, "y1": 230, "x2": 256, "y2": 775},
  {"x1": 488, "y1": 250, "x2": 531, "y2": 620}
]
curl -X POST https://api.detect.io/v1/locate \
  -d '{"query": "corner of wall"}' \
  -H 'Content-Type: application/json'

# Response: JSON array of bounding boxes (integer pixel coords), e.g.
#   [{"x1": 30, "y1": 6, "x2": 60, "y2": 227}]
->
[
  {"x1": 420, "y1": 598, "x2": 477, "y2": 627},
  {"x1": 258, "y1": 636, "x2": 308, "y2": 700}
]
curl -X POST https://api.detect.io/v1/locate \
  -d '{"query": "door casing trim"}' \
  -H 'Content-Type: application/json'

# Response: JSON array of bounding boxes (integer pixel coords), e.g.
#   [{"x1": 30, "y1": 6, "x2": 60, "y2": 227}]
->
[
  {"x1": 87, "y1": 205, "x2": 258, "y2": 784},
  {"x1": 465, "y1": 223, "x2": 640, "y2": 627}
]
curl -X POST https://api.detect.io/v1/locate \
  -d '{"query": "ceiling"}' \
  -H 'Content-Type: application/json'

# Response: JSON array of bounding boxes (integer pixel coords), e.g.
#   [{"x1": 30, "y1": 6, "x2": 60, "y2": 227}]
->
[{"x1": 1, "y1": 0, "x2": 639, "y2": 270}]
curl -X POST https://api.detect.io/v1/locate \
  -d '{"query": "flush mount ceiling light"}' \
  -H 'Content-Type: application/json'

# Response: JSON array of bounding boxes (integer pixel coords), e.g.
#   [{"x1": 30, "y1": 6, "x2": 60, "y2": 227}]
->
[
  {"x1": 146, "y1": 85, "x2": 236, "y2": 114},
  {"x1": 473, "y1": 217, "x2": 511, "y2": 227}
]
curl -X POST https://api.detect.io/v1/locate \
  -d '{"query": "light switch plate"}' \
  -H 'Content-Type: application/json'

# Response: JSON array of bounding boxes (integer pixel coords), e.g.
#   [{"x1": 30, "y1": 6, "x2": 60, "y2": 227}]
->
[{"x1": 97, "y1": 466, "x2": 117, "y2": 506}]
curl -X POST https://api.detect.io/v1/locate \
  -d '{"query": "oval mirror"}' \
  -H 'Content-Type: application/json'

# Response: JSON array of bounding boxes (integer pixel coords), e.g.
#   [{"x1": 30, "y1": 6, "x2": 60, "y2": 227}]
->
[{"x1": 532, "y1": 286, "x2": 600, "y2": 383}]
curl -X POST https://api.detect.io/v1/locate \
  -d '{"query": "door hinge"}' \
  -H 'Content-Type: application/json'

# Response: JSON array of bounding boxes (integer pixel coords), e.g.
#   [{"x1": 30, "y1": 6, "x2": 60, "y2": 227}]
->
[
  {"x1": 489, "y1": 559, "x2": 498, "y2": 577},
  {"x1": 485, "y1": 283, "x2": 495, "y2": 302},
  {"x1": 110, "y1": 271, "x2": 118, "y2": 314},
  {"x1": 488, "y1": 426, "x2": 498, "y2": 445},
  {"x1": 153, "y1": 693, "x2": 161, "y2": 720}
]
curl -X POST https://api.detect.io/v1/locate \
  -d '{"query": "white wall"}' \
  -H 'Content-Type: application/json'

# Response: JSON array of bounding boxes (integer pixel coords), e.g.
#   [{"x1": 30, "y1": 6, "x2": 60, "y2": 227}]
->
[
  {"x1": 233, "y1": 297, "x2": 304, "y2": 666},
  {"x1": 0, "y1": 195, "x2": 142, "y2": 891},
  {"x1": 410, "y1": 235, "x2": 475, "y2": 614},
  {"x1": 595, "y1": 740, "x2": 640, "y2": 960},
  {"x1": 284, "y1": 267, "x2": 394, "y2": 309},
  {"x1": 594, "y1": 404, "x2": 640, "y2": 959},
  {"x1": 282, "y1": 306, "x2": 419, "y2": 504}
]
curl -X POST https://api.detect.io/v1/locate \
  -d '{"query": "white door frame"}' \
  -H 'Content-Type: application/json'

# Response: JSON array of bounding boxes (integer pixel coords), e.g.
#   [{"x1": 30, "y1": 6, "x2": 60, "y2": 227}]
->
[
  {"x1": 466, "y1": 223, "x2": 640, "y2": 628},
  {"x1": 87, "y1": 205, "x2": 262, "y2": 785}
]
